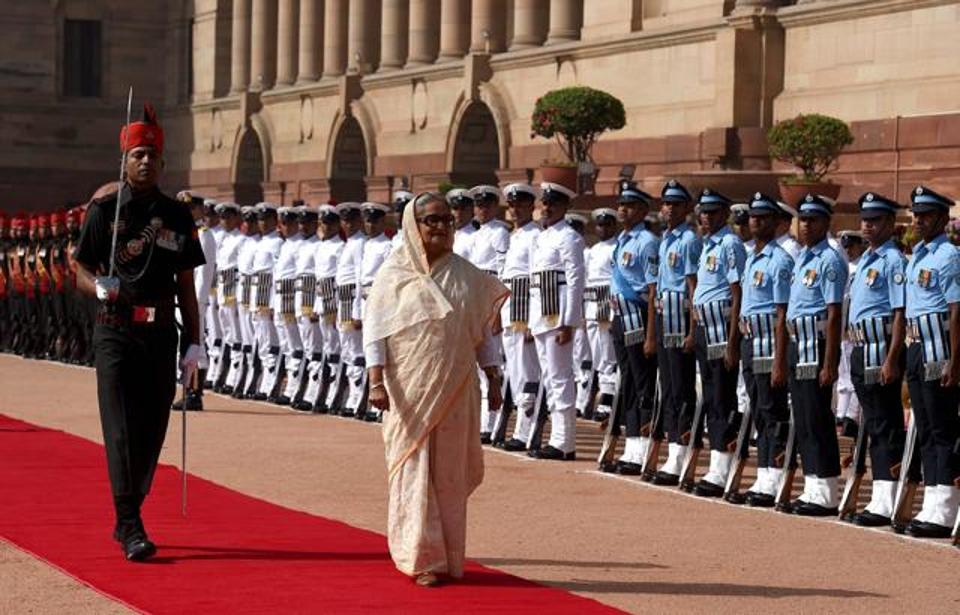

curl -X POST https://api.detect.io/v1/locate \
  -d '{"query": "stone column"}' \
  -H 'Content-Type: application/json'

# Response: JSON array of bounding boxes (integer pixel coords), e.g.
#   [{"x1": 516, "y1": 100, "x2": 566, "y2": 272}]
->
[
  {"x1": 438, "y1": 0, "x2": 470, "y2": 61},
  {"x1": 297, "y1": 0, "x2": 323, "y2": 83},
  {"x1": 471, "y1": 0, "x2": 507, "y2": 53},
  {"x1": 380, "y1": 0, "x2": 409, "y2": 71},
  {"x1": 348, "y1": 0, "x2": 378, "y2": 74},
  {"x1": 323, "y1": 0, "x2": 348, "y2": 77},
  {"x1": 406, "y1": 0, "x2": 440, "y2": 67},
  {"x1": 510, "y1": 0, "x2": 548, "y2": 50},
  {"x1": 250, "y1": 0, "x2": 278, "y2": 91},
  {"x1": 546, "y1": 0, "x2": 582, "y2": 45},
  {"x1": 230, "y1": 0, "x2": 251, "y2": 93},
  {"x1": 275, "y1": 0, "x2": 299, "y2": 86}
]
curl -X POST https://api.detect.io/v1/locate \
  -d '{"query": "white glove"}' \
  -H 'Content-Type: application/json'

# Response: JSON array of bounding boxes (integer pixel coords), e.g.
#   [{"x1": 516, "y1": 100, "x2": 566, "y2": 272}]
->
[
  {"x1": 95, "y1": 276, "x2": 120, "y2": 303},
  {"x1": 180, "y1": 344, "x2": 204, "y2": 386}
]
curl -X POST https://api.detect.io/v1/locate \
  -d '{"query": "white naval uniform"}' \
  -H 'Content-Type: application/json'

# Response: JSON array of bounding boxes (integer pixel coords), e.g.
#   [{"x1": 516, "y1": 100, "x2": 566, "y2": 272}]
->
[
  {"x1": 583, "y1": 236, "x2": 618, "y2": 414},
  {"x1": 237, "y1": 232, "x2": 260, "y2": 395},
  {"x1": 216, "y1": 228, "x2": 245, "y2": 388},
  {"x1": 572, "y1": 240, "x2": 593, "y2": 414},
  {"x1": 453, "y1": 222, "x2": 477, "y2": 261},
  {"x1": 303, "y1": 235, "x2": 345, "y2": 408},
  {"x1": 252, "y1": 230, "x2": 284, "y2": 396},
  {"x1": 471, "y1": 219, "x2": 511, "y2": 435},
  {"x1": 500, "y1": 221, "x2": 541, "y2": 443},
  {"x1": 336, "y1": 231, "x2": 366, "y2": 412},
  {"x1": 194, "y1": 225, "x2": 217, "y2": 370},
  {"x1": 275, "y1": 233, "x2": 306, "y2": 400},
  {"x1": 354, "y1": 233, "x2": 393, "y2": 413},
  {"x1": 836, "y1": 256, "x2": 862, "y2": 424},
  {"x1": 529, "y1": 219, "x2": 586, "y2": 454},
  {"x1": 204, "y1": 224, "x2": 226, "y2": 386},
  {"x1": 293, "y1": 234, "x2": 320, "y2": 402}
]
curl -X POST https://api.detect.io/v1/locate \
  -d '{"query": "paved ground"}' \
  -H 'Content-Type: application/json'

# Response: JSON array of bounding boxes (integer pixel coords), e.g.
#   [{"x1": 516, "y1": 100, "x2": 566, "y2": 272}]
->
[{"x1": 1, "y1": 354, "x2": 958, "y2": 614}]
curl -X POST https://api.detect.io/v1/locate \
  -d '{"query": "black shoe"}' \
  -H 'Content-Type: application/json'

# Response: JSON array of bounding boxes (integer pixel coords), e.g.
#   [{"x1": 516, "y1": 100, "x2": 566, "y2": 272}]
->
[
  {"x1": 790, "y1": 500, "x2": 839, "y2": 517},
  {"x1": 745, "y1": 491, "x2": 776, "y2": 508},
  {"x1": 652, "y1": 471, "x2": 679, "y2": 486},
  {"x1": 529, "y1": 445, "x2": 576, "y2": 461},
  {"x1": 213, "y1": 384, "x2": 224, "y2": 394},
  {"x1": 341, "y1": 408, "x2": 356, "y2": 418},
  {"x1": 694, "y1": 480, "x2": 724, "y2": 498},
  {"x1": 171, "y1": 394, "x2": 203, "y2": 411},
  {"x1": 906, "y1": 520, "x2": 952, "y2": 539},
  {"x1": 775, "y1": 499, "x2": 794, "y2": 514},
  {"x1": 252, "y1": 392, "x2": 268, "y2": 401},
  {"x1": 202, "y1": 380, "x2": 213, "y2": 390},
  {"x1": 593, "y1": 412, "x2": 609, "y2": 423},
  {"x1": 364, "y1": 411, "x2": 379, "y2": 422},
  {"x1": 503, "y1": 438, "x2": 526, "y2": 452},
  {"x1": 724, "y1": 491, "x2": 747, "y2": 505},
  {"x1": 640, "y1": 470, "x2": 657, "y2": 483},
  {"x1": 121, "y1": 532, "x2": 156, "y2": 562},
  {"x1": 231, "y1": 388, "x2": 244, "y2": 399},
  {"x1": 313, "y1": 403, "x2": 328, "y2": 414},
  {"x1": 852, "y1": 510, "x2": 891, "y2": 527},
  {"x1": 274, "y1": 395, "x2": 291, "y2": 406},
  {"x1": 480, "y1": 432, "x2": 492, "y2": 445},
  {"x1": 616, "y1": 460, "x2": 644, "y2": 476},
  {"x1": 289, "y1": 401, "x2": 312, "y2": 413},
  {"x1": 839, "y1": 417, "x2": 859, "y2": 439},
  {"x1": 221, "y1": 385, "x2": 234, "y2": 395}
]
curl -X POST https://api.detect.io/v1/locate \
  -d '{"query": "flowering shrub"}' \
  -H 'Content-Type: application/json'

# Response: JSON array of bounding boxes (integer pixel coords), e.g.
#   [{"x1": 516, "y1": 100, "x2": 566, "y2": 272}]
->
[
  {"x1": 767, "y1": 114, "x2": 854, "y2": 183},
  {"x1": 531, "y1": 87, "x2": 625, "y2": 165}
]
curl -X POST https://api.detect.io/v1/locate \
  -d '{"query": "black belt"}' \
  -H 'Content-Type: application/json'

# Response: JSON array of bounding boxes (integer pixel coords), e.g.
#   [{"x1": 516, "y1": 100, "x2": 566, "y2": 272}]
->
[{"x1": 96, "y1": 302, "x2": 174, "y2": 328}]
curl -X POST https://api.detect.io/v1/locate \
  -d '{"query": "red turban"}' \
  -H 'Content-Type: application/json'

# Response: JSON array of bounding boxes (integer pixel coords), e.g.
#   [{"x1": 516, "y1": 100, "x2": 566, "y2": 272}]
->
[
  {"x1": 50, "y1": 211, "x2": 66, "y2": 226},
  {"x1": 119, "y1": 103, "x2": 164, "y2": 154},
  {"x1": 36, "y1": 214, "x2": 50, "y2": 228}
]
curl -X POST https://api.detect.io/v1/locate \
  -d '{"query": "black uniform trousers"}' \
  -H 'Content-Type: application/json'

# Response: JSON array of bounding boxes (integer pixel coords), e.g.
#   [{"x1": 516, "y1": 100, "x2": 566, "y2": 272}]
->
[
  {"x1": 656, "y1": 314, "x2": 696, "y2": 444},
  {"x1": 787, "y1": 338, "x2": 841, "y2": 478},
  {"x1": 693, "y1": 326, "x2": 740, "y2": 451},
  {"x1": 905, "y1": 343, "x2": 960, "y2": 486},
  {"x1": 740, "y1": 338, "x2": 790, "y2": 469},
  {"x1": 611, "y1": 313, "x2": 657, "y2": 438},
  {"x1": 850, "y1": 345, "x2": 905, "y2": 482},
  {"x1": 94, "y1": 321, "x2": 178, "y2": 522}
]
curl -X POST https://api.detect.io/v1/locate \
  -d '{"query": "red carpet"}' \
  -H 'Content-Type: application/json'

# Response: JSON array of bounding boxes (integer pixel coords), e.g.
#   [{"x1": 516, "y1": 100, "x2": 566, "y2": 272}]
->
[{"x1": 0, "y1": 414, "x2": 621, "y2": 614}]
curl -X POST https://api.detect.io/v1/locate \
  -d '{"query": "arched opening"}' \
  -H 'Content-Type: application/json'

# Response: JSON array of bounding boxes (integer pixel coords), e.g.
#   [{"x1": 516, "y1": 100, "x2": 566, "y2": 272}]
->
[
  {"x1": 451, "y1": 102, "x2": 501, "y2": 187},
  {"x1": 235, "y1": 128, "x2": 265, "y2": 205},
  {"x1": 330, "y1": 116, "x2": 368, "y2": 202}
]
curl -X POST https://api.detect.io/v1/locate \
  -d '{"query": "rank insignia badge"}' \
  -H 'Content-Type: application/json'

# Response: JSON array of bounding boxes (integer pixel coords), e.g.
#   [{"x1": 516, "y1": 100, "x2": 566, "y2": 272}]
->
[
  {"x1": 752, "y1": 270, "x2": 764, "y2": 287},
  {"x1": 918, "y1": 269, "x2": 932, "y2": 288},
  {"x1": 865, "y1": 268, "x2": 879, "y2": 287},
  {"x1": 621, "y1": 251, "x2": 633, "y2": 266},
  {"x1": 156, "y1": 229, "x2": 184, "y2": 252},
  {"x1": 802, "y1": 269, "x2": 817, "y2": 287}
]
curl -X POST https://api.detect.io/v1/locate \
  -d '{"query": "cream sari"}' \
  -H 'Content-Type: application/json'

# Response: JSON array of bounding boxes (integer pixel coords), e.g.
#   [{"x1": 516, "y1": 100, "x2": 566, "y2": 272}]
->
[{"x1": 364, "y1": 202, "x2": 508, "y2": 577}]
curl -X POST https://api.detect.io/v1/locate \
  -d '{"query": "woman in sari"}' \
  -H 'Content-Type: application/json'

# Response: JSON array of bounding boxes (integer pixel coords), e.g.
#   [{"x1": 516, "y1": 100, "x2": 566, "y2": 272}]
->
[{"x1": 363, "y1": 192, "x2": 509, "y2": 587}]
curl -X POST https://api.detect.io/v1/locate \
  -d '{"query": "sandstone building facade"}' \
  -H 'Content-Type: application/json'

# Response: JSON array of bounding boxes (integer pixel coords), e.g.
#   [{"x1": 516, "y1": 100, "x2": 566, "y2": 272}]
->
[{"x1": 2, "y1": 0, "x2": 960, "y2": 216}]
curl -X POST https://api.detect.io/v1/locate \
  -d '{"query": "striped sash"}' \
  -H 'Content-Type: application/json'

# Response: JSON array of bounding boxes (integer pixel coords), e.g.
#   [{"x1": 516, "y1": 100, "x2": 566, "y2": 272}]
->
[
  {"x1": 741, "y1": 313, "x2": 776, "y2": 374},
  {"x1": 253, "y1": 271, "x2": 272, "y2": 311},
  {"x1": 298, "y1": 273, "x2": 317, "y2": 316},
  {"x1": 586, "y1": 285, "x2": 611, "y2": 323},
  {"x1": 219, "y1": 267, "x2": 238, "y2": 305},
  {"x1": 337, "y1": 284, "x2": 356, "y2": 324},
  {"x1": 533, "y1": 270, "x2": 566, "y2": 318},
  {"x1": 851, "y1": 316, "x2": 891, "y2": 385},
  {"x1": 908, "y1": 313, "x2": 950, "y2": 381},
  {"x1": 789, "y1": 315, "x2": 823, "y2": 380},
  {"x1": 614, "y1": 295, "x2": 645, "y2": 347},
  {"x1": 508, "y1": 276, "x2": 530, "y2": 327},
  {"x1": 659, "y1": 290, "x2": 688, "y2": 348},
  {"x1": 696, "y1": 300, "x2": 731, "y2": 360},
  {"x1": 276, "y1": 279, "x2": 297, "y2": 320},
  {"x1": 317, "y1": 277, "x2": 337, "y2": 319},
  {"x1": 239, "y1": 273, "x2": 253, "y2": 307}
]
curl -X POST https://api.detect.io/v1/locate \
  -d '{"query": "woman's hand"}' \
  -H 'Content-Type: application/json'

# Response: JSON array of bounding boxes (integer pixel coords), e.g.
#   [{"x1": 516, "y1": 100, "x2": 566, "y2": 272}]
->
[{"x1": 369, "y1": 382, "x2": 390, "y2": 411}]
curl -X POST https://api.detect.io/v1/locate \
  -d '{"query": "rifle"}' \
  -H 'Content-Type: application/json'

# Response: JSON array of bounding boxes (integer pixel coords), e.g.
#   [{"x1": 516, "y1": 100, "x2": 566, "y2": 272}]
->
[
  {"x1": 774, "y1": 404, "x2": 798, "y2": 512},
  {"x1": 596, "y1": 370, "x2": 623, "y2": 472},
  {"x1": 490, "y1": 375, "x2": 513, "y2": 447},
  {"x1": 891, "y1": 411, "x2": 920, "y2": 533},
  {"x1": 640, "y1": 372, "x2": 663, "y2": 480},
  {"x1": 678, "y1": 393, "x2": 705, "y2": 492},
  {"x1": 524, "y1": 383, "x2": 548, "y2": 452},
  {"x1": 838, "y1": 411, "x2": 869, "y2": 521},
  {"x1": 723, "y1": 400, "x2": 755, "y2": 503}
]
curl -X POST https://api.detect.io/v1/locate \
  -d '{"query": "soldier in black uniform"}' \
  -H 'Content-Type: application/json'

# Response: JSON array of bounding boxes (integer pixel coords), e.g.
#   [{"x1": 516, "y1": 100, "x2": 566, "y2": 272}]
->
[{"x1": 74, "y1": 104, "x2": 204, "y2": 561}]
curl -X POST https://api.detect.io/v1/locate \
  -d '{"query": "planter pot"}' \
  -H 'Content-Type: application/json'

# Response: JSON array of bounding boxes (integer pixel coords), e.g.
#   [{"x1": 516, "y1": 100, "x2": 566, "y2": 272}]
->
[
  {"x1": 778, "y1": 181, "x2": 842, "y2": 208},
  {"x1": 539, "y1": 165, "x2": 578, "y2": 192}
]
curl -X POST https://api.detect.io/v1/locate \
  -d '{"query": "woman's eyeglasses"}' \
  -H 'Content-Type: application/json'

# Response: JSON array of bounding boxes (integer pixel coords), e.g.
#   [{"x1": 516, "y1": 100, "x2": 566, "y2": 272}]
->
[{"x1": 416, "y1": 214, "x2": 455, "y2": 228}]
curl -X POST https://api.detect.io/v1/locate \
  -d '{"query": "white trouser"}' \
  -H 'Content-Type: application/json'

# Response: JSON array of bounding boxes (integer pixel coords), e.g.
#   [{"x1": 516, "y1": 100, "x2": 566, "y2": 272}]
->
[
  {"x1": 204, "y1": 299, "x2": 222, "y2": 384},
  {"x1": 217, "y1": 302, "x2": 240, "y2": 386},
  {"x1": 835, "y1": 339, "x2": 860, "y2": 422},
  {"x1": 196, "y1": 301, "x2": 209, "y2": 369},
  {"x1": 320, "y1": 319, "x2": 344, "y2": 408},
  {"x1": 504, "y1": 327, "x2": 541, "y2": 443},
  {"x1": 534, "y1": 328, "x2": 577, "y2": 453},
  {"x1": 275, "y1": 310, "x2": 305, "y2": 399},
  {"x1": 339, "y1": 326, "x2": 365, "y2": 411},
  {"x1": 573, "y1": 325, "x2": 593, "y2": 412},
  {"x1": 254, "y1": 311, "x2": 281, "y2": 396},
  {"x1": 479, "y1": 334, "x2": 505, "y2": 434},
  {"x1": 237, "y1": 305, "x2": 258, "y2": 394},
  {"x1": 586, "y1": 320, "x2": 617, "y2": 407},
  {"x1": 303, "y1": 317, "x2": 335, "y2": 406}
]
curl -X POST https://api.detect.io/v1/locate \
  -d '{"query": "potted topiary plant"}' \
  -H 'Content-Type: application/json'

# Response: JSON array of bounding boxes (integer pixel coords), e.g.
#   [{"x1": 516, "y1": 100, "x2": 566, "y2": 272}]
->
[
  {"x1": 531, "y1": 86, "x2": 626, "y2": 192},
  {"x1": 767, "y1": 113, "x2": 854, "y2": 206}
]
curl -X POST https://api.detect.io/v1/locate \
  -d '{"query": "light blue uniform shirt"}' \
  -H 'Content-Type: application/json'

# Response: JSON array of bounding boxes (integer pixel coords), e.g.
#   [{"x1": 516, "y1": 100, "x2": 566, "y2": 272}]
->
[
  {"x1": 692, "y1": 225, "x2": 746, "y2": 305},
  {"x1": 848, "y1": 239, "x2": 907, "y2": 323},
  {"x1": 657, "y1": 222, "x2": 701, "y2": 296},
  {"x1": 611, "y1": 223, "x2": 659, "y2": 302},
  {"x1": 741, "y1": 241, "x2": 794, "y2": 317},
  {"x1": 905, "y1": 233, "x2": 960, "y2": 318},
  {"x1": 786, "y1": 238, "x2": 847, "y2": 320}
]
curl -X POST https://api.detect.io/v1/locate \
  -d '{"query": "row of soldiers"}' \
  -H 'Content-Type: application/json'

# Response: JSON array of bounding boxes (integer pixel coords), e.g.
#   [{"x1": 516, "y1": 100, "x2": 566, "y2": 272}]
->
[{"x1": 0, "y1": 209, "x2": 95, "y2": 363}]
